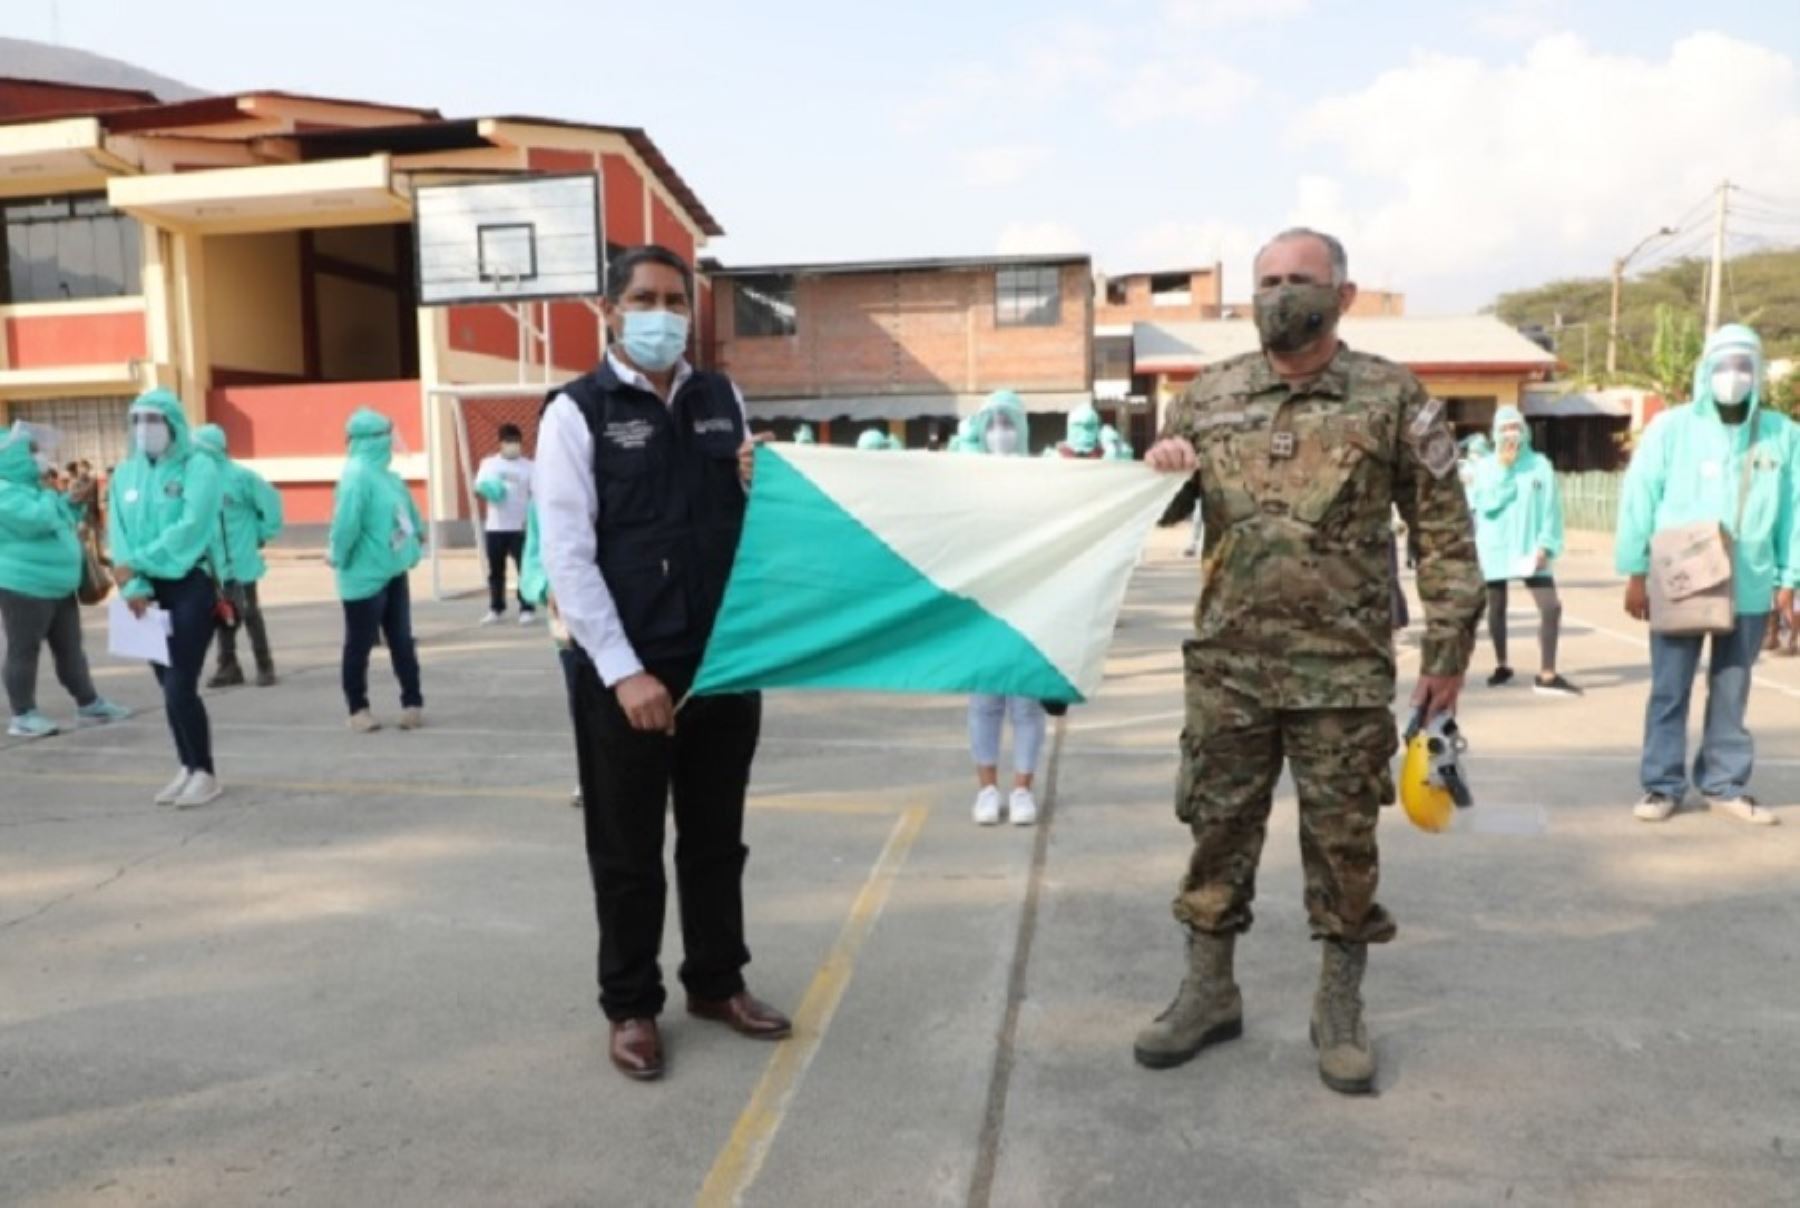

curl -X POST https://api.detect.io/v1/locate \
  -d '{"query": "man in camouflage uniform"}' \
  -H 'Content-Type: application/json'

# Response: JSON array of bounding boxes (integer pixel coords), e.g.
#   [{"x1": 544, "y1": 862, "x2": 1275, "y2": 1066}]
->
[{"x1": 1136, "y1": 228, "x2": 1482, "y2": 1094}]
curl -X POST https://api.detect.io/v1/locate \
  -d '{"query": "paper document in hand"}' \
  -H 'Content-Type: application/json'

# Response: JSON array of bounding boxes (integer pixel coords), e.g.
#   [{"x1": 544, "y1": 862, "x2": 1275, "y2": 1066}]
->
[
  {"x1": 692, "y1": 445, "x2": 1183, "y2": 702},
  {"x1": 107, "y1": 594, "x2": 172, "y2": 666}
]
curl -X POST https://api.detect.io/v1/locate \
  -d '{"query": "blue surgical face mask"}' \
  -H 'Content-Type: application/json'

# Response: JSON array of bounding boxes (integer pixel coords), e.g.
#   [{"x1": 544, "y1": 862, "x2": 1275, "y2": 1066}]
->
[{"x1": 619, "y1": 310, "x2": 690, "y2": 373}]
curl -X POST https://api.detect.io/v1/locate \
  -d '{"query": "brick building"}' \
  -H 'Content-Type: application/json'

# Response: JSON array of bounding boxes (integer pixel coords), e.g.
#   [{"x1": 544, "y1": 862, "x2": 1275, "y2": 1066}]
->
[
  {"x1": 1134, "y1": 314, "x2": 1558, "y2": 438},
  {"x1": 707, "y1": 254, "x2": 1093, "y2": 451},
  {"x1": 0, "y1": 77, "x2": 719, "y2": 539}
]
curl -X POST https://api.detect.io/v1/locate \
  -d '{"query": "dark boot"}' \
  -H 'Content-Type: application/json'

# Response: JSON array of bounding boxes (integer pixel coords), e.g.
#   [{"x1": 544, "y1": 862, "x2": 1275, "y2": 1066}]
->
[
  {"x1": 1310, "y1": 940, "x2": 1375, "y2": 1095},
  {"x1": 207, "y1": 659, "x2": 245, "y2": 689},
  {"x1": 1133, "y1": 931, "x2": 1242, "y2": 1069}
]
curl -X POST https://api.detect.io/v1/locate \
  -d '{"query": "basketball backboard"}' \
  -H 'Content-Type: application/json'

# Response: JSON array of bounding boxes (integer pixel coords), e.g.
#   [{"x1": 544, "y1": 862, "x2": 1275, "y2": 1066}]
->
[{"x1": 414, "y1": 173, "x2": 602, "y2": 306}]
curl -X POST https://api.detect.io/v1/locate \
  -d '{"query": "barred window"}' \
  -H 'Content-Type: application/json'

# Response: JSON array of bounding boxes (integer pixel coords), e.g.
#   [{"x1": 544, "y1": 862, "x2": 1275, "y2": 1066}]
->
[
  {"x1": 2, "y1": 194, "x2": 141, "y2": 304},
  {"x1": 734, "y1": 274, "x2": 797, "y2": 338},
  {"x1": 996, "y1": 265, "x2": 1060, "y2": 328}
]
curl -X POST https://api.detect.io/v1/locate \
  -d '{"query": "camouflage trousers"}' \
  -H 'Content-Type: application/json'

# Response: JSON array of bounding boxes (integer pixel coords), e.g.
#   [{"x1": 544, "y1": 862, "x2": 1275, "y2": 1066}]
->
[{"x1": 1172, "y1": 661, "x2": 1399, "y2": 944}]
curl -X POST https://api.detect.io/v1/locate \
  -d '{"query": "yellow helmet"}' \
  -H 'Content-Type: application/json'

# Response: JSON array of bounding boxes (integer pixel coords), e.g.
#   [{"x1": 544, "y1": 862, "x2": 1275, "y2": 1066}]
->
[{"x1": 1399, "y1": 712, "x2": 1473, "y2": 833}]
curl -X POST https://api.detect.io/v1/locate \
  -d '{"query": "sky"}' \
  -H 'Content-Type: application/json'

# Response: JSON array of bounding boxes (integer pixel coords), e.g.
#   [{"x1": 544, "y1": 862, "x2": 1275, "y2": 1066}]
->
[{"x1": 24, "y1": 0, "x2": 1800, "y2": 313}]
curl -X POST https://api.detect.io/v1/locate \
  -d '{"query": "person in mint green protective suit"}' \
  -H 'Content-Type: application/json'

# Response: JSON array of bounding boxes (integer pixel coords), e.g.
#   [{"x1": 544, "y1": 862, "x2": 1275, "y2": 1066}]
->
[
  {"x1": 330, "y1": 408, "x2": 425, "y2": 733},
  {"x1": 1615, "y1": 323, "x2": 1799, "y2": 826},
  {"x1": 520, "y1": 505, "x2": 584, "y2": 808},
  {"x1": 1469, "y1": 406, "x2": 1578, "y2": 697},
  {"x1": 1100, "y1": 423, "x2": 1135, "y2": 461},
  {"x1": 193, "y1": 423, "x2": 284, "y2": 689},
  {"x1": 1458, "y1": 432, "x2": 1492, "y2": 499},
  {"x1": 960, "y1": 390, "x2": 1048, "y2": 827},
  {"x1": 1058, "y1": 404, "x2": 1104, "y2": 459},
  {"x1": 792, "y1": 424, "x2": 816, "y2": 446},
  {"x1": 107, "y1": 388, "x2": 226, "y2": 807},
  {"x1": 948, "y1": 415, "x2": 983, "y2": 455},
  {"x1": 0, "y1": 421, "x2": 130, "y2": 738},
  {"x1": 856, "y1": 428, "x2": 897, "y2": 451}
]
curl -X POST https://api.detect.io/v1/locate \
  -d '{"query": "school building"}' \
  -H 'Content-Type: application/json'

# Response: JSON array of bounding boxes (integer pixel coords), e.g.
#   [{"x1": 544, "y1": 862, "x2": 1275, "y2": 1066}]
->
[
  {"x1": 0, "y1": 76, "x2": 721, "y2": 539},
  {"x1": 1132, "y1": 313, "x2": 1559, "y2": 444},
  {"x1": 706, "y1": 254, "x2": 1095, "y2": 452}
]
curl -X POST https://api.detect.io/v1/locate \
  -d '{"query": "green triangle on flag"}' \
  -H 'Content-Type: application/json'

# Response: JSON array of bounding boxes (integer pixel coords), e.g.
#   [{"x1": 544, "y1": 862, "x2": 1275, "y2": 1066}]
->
[{"x1": 692, "y1": 447, "x2": 1082, "y2": 702}]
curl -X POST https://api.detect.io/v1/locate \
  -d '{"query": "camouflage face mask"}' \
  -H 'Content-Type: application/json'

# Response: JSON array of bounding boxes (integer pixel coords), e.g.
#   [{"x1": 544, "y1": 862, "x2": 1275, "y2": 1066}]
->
[{"x1": 1253, "y1": 282, "x2": 1342, "y2": 355}]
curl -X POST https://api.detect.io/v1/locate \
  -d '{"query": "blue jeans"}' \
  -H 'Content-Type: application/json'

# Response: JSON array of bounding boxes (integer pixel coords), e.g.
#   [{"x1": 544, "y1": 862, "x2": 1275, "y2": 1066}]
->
[
  {"x1": 149, "y1": 569, "x2": 217, "y2": 775},
  {"x1": 969, "y1": 695, "x2": 1047, "y2": 776},
  {"x1": 341, "y1": 573, "x2": 423, "y2": 713},
  {"x1": 1641, "y1": 612, "x2": 1766, "y2": 799}
]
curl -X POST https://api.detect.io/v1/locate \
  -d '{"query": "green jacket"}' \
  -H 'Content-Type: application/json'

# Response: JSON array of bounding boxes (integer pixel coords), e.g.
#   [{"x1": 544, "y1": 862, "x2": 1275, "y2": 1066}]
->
[
  {"x1": 0, "y1": 424, "x2": 84, "y2": 599},
  {"x1": 107, "y1": 388, "x2": 224, "y2": 601},
  {"x1": 519, "y1": 504, "x2": 549, "y2": 608},
  {"x1": 1616, "y1": 324, "x2": 1800, "y2": 613},
  {"x1": 1471, "y1": 406, "x2": 1563, "y2": 581},
  {"x1": 194, "y1": 424, "x2": 284, "y2": 584},
  {"x1": 329, "y1": 408, "x2": 423, "y2": 601}
]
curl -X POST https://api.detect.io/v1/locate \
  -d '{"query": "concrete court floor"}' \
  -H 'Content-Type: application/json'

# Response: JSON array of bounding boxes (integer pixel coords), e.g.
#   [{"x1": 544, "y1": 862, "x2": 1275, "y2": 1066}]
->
[{"x1": 2, "y1": 533, "x2": 1797, "y2": 1207}]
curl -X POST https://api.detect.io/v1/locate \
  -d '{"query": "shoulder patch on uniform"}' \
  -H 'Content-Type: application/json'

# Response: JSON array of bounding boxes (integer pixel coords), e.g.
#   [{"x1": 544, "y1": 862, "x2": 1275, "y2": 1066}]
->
[
  {"x1": 1409, "y1": 397, "x2": 1446, "y2": 439},
  {"x1": 1420, "y1": 427, "x2": 1458, "y2": 479}
]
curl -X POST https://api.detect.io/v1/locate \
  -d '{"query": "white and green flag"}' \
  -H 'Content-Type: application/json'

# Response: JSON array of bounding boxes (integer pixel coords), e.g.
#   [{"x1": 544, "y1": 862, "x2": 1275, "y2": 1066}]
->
[{"x1": 691, "y1": 445, "x2": 1182, "y2": 703}]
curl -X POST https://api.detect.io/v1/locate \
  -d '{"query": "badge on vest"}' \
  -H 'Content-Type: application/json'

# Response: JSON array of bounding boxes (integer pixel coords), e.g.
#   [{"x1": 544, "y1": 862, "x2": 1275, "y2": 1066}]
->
[
  {"x1": 604, "y1": 419, "x2": 657, "y2": 451},
  {"x1": 692, "y1": 417, "x2": 736, "y2": 438},
  {"x1": 1270, "y1": 431, "x2": 1297, "y2": 460},
  {"x1": 163, "y1": 480, "x2": 184, "y2": 499}
]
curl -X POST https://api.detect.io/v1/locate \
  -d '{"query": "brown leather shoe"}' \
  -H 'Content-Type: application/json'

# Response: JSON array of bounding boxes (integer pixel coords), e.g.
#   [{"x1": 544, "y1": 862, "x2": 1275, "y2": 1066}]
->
[
  {"x1": 609, "y1": 1018, "x2": 664, "y2": 1081},
  {"x1": 687, "y1": 992, "x2": 792, "y2": 1040}
]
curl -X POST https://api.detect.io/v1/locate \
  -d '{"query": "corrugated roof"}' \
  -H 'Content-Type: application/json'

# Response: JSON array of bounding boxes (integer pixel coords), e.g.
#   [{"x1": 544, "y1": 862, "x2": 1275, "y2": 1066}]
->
[
  {"x1": 711, "y1": 252, "x2": 1090, "y2": 278},
  {"x1": 1134, "y1": 316, "x2": 1559, "y2": 372}
]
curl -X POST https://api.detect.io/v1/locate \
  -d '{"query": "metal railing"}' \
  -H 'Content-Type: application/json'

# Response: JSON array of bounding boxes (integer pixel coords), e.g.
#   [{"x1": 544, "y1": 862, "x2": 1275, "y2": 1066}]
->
[{"x1": 1559, "y1": 472, "x2": 1624, "y2": 533}]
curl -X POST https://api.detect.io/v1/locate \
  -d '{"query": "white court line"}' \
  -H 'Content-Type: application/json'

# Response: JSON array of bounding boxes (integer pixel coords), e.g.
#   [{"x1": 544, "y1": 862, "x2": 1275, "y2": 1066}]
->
[{"x1": 1568, "y1": 610, "x2": 1800, "y2": 703}]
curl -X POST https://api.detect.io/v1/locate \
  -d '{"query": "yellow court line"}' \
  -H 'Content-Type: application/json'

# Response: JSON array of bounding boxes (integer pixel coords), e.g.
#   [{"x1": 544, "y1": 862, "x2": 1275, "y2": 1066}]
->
[
  {"x1": 695, "y1": 803, "x2": 931, "y2": 1208},
  {"x1": 15, "y1": 770, "x2": 899, "y2": 816}
]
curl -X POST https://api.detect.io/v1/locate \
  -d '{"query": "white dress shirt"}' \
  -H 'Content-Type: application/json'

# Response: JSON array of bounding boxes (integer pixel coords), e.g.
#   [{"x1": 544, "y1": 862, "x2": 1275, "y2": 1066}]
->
[{"x1": 536, "y1": 350, "x2": 748, "y2": 688}]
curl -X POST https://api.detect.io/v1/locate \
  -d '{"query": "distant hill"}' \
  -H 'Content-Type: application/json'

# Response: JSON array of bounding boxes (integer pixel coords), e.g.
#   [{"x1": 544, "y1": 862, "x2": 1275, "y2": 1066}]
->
[
  {"x1": 0, "y1": 37, "x2": 203, "y2": 101},
  {"x1": 1490, "y1": 247, "x2": 1800, "y2": 381}
]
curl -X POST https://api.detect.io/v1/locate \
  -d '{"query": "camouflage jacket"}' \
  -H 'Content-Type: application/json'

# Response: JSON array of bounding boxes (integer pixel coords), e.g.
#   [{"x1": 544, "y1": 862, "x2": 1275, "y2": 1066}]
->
[{"x1": 1165, "y1": 344, "x2": 1482, "y2": 708}]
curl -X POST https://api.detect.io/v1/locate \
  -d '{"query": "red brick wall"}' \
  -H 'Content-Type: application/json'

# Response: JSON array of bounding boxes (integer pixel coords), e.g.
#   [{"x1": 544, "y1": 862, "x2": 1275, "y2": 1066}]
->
[
  {"x1": 1095, "y1": 270, "x2": 1224, "y2": 328},
  {"x1": 650, "y1": 196, "x2": 694, "y2": 265},
  {"x1": 602, "y1": 153, "x2": 646, "y2": 246},
  {"x1": 5, "y1": 310, "x2": 148, "y2": 368},
  {"x1": 207, "y1": 379, "x2": 422, "y2": 459},
  {"x1": 716, "y1": 264, "x2": 1091, "y2": 398}
]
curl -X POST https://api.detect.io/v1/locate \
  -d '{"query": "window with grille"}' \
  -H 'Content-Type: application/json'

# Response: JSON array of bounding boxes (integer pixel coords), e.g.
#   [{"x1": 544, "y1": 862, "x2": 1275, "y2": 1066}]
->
[
  {"x1": 733, "y1": 274, "x2": 797, "y2": 338},
  {"x1": 1, "y1": 195, "x2": 142, "y2": 304},
  {"x1": 7, "y1": 396, "x2": 134, "y2": 471},
  {"x1": 995, "y1": 265, "x2": 1061, "y2": 328}
]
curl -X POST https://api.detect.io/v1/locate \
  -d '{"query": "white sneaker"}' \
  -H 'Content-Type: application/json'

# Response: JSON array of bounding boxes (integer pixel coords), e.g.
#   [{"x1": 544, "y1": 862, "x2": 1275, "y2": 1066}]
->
[
  {"x1": 1707, "y1": 794, "x2": 1778, "y2": 826},
  {"x1": 479, "y1": 610, "x2": 504, "y2": 626},
  {"x1": 519, "y1": 609, "x2": 539, "y2": 626},
  {"x1": 1633, "y1": 792, "x2": 1679, "y2": 823},
  {"x1": 1009, "y1": 788, "x2": 1039, "y2": 827},
  {"x1": 154, "y1": 769, "x2": 193, "y2": 806},
  {"x1": 973, "y1": 786, "x2": 1003, "y2": 826},
  {"x1": 174, "y1": 771, "x2": 222, "y2": 809}
]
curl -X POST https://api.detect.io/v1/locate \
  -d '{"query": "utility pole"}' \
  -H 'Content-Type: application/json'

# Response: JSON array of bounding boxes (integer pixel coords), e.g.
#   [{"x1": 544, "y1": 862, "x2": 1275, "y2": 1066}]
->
[
  {"x1": 1608, "y1": 225, "x2": 1676, "y2": 378},
  {"x1": 1706, "y1": 180, "x2": 1730, "y2": 335}
]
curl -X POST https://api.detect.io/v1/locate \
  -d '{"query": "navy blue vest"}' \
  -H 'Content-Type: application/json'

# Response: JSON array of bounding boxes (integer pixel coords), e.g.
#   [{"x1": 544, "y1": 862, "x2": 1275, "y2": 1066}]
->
[{"x1": 553, "y1": 361, "x2": 747, "y2": 668}]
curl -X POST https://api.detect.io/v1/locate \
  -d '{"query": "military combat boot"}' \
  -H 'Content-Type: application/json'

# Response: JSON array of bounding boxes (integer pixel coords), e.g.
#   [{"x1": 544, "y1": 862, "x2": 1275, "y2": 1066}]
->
[
  {"x1": 1133, "y1": 931, "x2": 1243, "y2": 1070},
  {"x1": 1310, "y1": 939, "x2": 1375, "y2": 1095}
]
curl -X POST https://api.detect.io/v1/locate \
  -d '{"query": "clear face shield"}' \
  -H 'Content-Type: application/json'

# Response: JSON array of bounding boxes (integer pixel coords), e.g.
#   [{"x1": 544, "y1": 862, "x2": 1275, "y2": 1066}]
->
[
  {"x1": 1711, "y1": 352, "x2": 1757, "y2": 408},
  {"x1": 128, "y1": 409, "x2": 174, "y2": 460},
  {"x1": 4, "y1": 421, "x2": 64, "y2": 478}
]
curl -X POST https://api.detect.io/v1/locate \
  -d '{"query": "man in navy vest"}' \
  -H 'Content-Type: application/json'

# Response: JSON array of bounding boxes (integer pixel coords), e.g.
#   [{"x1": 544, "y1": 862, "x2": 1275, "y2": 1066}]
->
[{"x1": 536, "y1": 244, "x2": 788, "y2": 1082}]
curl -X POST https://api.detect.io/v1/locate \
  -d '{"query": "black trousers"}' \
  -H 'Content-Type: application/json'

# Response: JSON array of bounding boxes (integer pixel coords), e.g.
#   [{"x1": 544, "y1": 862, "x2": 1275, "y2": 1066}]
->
[
  {"x1": 213, "y1": 581, "x2": 274, "y2": 673},
  {"x1": 341, "y1": 573, "x2": 423, "y2": 714},
  {"x1": 569, "y1": 649, "x2": 761, "y2": 1020},
  {"x1": 1486, "y1": 576, "x2": 1562, "y2": 671},
  {"x1": 149, "y1": 569, "x2": 217, "y2": 775},
  {"x1": 485, "y1": 530, "x2": 526, "y2": 613}
]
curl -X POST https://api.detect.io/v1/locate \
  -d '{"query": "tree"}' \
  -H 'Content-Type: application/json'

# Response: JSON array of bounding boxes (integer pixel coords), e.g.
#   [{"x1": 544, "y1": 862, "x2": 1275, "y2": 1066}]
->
[{"x1": 1646, "y1": 304, "x2": 1703, "y2": 401}]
